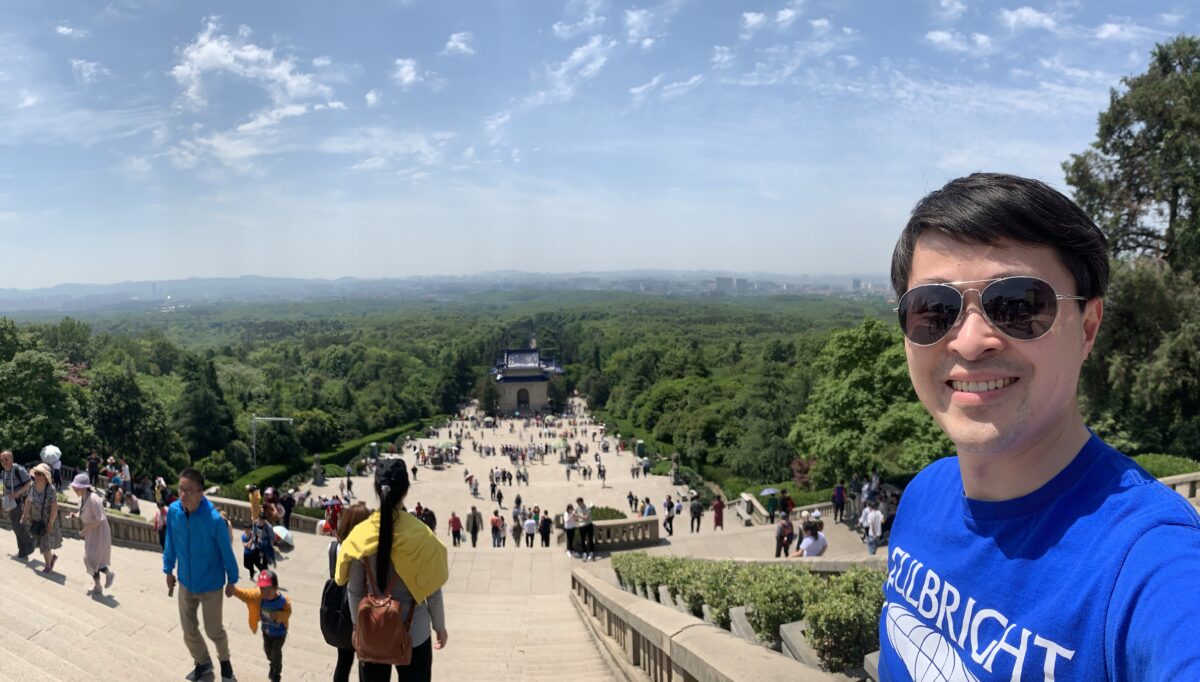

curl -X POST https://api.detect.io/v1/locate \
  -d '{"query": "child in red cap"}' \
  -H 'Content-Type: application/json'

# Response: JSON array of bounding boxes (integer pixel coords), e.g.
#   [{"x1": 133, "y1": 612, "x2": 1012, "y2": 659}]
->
[{"x1": 231, "y1": 568, "x2": 291, "y2": 682}]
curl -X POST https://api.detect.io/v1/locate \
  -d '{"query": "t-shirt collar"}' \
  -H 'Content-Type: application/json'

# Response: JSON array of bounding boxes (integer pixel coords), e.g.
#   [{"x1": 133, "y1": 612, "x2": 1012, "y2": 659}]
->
[{"x1": 960, "y1": 431, "x2": 1103, "y2": 521}]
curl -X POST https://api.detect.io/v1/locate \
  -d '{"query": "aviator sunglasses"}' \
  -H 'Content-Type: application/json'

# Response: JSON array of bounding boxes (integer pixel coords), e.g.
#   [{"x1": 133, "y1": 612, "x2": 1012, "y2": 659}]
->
[{"x1": 895, "y1": 276, "x2": 1086, "y2": 346}]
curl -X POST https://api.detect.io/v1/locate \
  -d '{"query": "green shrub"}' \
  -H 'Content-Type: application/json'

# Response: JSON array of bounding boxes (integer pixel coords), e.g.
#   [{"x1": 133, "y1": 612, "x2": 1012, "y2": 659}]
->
[
  {"x1": 1134, "y1": 453, "x2": 1200, "y2": 478},
  {"x1": 696, "y1": 561, "x2": 747, "y2": 629},
  {"x1": 671, "y1": 559, "x2": 710, "y2": 617},
  {"x1": 292, "y1": 505, "x2": 326, "y2": 520},
  {"x1": 739, "y1": 564, "x2": 821, "y2": 643},
  {"x1": 324, "y1": 463, "x2": 347, "y2": 478},
  {"x1": 650, "y1": 460, "x2": 673, "y2": 476},
  {"x1": 804, "y1": 568, "x2": 886, "y2": 673},
  {"x1": 591, "y1": 506, "x2": 628, "y2": 521}
]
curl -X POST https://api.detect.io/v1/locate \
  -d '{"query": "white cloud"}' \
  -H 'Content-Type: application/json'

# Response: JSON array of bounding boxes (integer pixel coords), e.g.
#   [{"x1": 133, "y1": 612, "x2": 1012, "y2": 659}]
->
[
  {"x1": 712, "y1": 45, "x2": 735, "y2": 69},
  {"x1": 117, "y1": 155, "x2": 153, "y2": 180},
  {"x1": 365, "y1": 89, "x2": 381, "y2": 107},
  {"x1": 629, "y1": 73, "x2": 663, "y2": 101},
  {"x1": 1160, "y1": 13, "x2": 1183, "y2": 26},
  {"x1": 840, "y1": 55, "x2": 859, "y2": 68},
  {"x1": 318, "y1": 127, "x2": 451, "y2": 166},
  {"x1": 56, "y1": 25, "x2": 87, "y2": 39},
  {"x1": 484, "y1": 110, "x2": 511, "y2": 135},
  {"x1": 1000, "y1": 7, "x2": 1057, "y2": 31},
  {"x1": 442, "y1": 31, "x2": 476, "y2": 56},
  {"x1": 741, "y1": 12, "x2": 767, "y2": 39},
  {"x1": 810, "y1": 18, "x2": 830, "y2": 33},
  {"x1": 625, "y1": 9, "x2": 652, "y2": 44},
  {"x1": 731, "y1": 32, "x2": 854, "y2": 86},
  {"x1": 70, "y1": 59, "x2": 111, "y2": 84},
  {"x1": 660, "y1": 74, "x2": 702, "y2": 100},
  {"x1": 525, "y1": 34, "x2": 616, "y2": 107},
  {"x1": 1095, "y1": 22, "x2": 1154, "y2": 42},
  {"x1": 936, "y1": 0, "x2": 966, "y2": 22},
  {"x1": 924, "y1": 30, "x2": 992, "y2": 55},
  {"x1": 392, "y1": 58, "x2": 440, "y2": 90},
  {"x1": 312, "y1": 56, "x2": 332, "y2": 67},
  {"x1": 16, "y1": 91, "x2": 39, "y2": 109},
  {"x1": 623, "y1": 1, "x2": 685, "y2": 49},
  {"x1": 1037, "y1": 57, "x2": 1109, "y2": 83},
  {"x1": 349, "y1": 156, "x2": 387, "y2": 171},
  {"x1": 776, "y1": 8, "x2": 799, "y2": 29},
  {"x1": 170, "y1": 19, "x2": 333, "y2": 109},
  {"x1": 553, "y1": 0, "x2": 607, "y2": 39}
]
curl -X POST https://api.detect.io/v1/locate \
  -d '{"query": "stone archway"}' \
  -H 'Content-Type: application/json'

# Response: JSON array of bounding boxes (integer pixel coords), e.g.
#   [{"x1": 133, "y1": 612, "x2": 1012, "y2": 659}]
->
[{"x1": 517, "y1": 388, "x2": 530, "y2": 409}]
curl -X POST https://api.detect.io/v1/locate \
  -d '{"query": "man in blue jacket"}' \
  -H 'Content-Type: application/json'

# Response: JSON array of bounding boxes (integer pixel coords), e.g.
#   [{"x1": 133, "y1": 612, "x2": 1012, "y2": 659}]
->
[{"x1": 164, "y1": 468, "x2": 239, "y2": 682}]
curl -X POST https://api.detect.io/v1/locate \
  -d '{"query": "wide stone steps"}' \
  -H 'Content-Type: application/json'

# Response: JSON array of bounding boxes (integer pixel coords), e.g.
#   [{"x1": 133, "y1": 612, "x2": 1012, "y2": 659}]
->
[{"x1": 0, "y1": 522, "x2": 615, "y2": 682}]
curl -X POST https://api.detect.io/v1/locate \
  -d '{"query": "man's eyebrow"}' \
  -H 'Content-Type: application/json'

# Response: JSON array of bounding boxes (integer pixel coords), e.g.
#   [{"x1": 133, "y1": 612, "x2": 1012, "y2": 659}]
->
[{"x1": 912, "y1": 271, "x2": 1031, "y2": 285}]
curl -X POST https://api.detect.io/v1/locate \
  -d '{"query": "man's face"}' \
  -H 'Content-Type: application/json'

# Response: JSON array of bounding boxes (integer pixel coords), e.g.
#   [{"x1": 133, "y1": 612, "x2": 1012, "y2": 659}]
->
[
  {"x1": 178, "y1": 477, "x2": 203, "y2": 513},
  {"x1": 903, "y1": 234, "x2": 1102, "y2": 458},
  {"x1": 0, "y1": 453, "x2": 11, "y2": 470}
]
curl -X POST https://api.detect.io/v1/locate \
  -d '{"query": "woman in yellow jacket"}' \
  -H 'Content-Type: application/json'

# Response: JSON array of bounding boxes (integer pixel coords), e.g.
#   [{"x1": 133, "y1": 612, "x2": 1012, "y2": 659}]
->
[{"x1": 336, "y1": 461, "x2": 448, "y2": 682}]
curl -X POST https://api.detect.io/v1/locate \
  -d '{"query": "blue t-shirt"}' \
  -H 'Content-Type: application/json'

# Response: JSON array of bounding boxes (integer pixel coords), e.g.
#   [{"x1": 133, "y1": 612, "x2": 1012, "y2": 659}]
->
[
  {"x1": 879, "y1": 433, "x2": 1200, "y2": 681},
  {"x1": 261, "y1": 593, "x2": 288, "y2": 637}
]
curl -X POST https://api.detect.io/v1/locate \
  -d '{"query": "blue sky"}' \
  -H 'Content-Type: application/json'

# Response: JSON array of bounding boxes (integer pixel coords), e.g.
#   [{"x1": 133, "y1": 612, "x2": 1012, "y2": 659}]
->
[{"x1": 0, "y1": 0, "x2": 1191, "y2": 288}]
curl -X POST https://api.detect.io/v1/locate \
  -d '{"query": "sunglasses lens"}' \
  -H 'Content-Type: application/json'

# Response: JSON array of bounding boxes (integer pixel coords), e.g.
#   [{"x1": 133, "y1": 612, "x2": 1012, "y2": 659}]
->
[
  {"x1": 982, "y1": 277, "x2": 1057, "y2": 340},
  {"x1": 898, "y1": 285, "x2": 962, "y2": 345}
]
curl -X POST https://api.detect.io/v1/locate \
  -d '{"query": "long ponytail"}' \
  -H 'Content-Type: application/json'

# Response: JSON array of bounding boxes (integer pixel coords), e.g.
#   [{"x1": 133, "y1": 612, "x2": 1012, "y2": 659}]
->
[{"x1": 374, "y1": 461, "x2": 411, "y2": 585}]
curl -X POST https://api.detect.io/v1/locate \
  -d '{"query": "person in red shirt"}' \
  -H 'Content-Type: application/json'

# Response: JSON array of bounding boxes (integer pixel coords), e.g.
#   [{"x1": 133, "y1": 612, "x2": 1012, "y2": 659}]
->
[
  {"x1": 712, "y1": 496, "x2": 725, "y2": 530},
  {"x1": 448, "y1": 512, "x2": 463, "y2": 547}
]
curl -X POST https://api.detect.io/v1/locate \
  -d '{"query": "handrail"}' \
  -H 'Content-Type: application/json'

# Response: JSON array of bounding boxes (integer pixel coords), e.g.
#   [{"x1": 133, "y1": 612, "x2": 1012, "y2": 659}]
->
[
  {"x1": 1159, "y1": 471, "x2": 1200, "y2": 500},
  {"x1": 207, "y1": 495, "x2": 322, "y2": 535},
  {"x1": 570, "y1": 566, "x2": 839, "y2": 681}
]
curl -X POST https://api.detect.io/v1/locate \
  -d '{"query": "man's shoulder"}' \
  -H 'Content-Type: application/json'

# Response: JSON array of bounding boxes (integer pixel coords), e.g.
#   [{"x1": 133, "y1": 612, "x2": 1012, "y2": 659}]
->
[
  {"x1": 1085, "y1": 438, "x2": 1200, "y2": 529},
  {"x1": 905, "y1": 455, "x2": 961, "y2": 492}
]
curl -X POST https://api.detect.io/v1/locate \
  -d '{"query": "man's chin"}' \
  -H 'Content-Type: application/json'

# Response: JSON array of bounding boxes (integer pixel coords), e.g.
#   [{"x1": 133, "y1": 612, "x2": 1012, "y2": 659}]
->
[{"x1": 939, "y1": 420, "x2": 1016, "y2": 457}]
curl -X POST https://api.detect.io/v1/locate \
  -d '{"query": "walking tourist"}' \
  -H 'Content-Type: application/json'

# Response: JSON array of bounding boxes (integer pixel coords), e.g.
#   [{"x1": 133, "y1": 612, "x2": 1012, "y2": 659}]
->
[
  {"x1": 575, "y1": 497, "x2": 595, "y2": 561},
  {"x1": 466, "y1": 506, "x2": 483, "y2": 548},
  {"x1": 877, "y1": 173, "x2": 1200, "y2": 679},
  {"x1": 711, "y1": 496, "x2": 724, "y2": 530},
  {"x1": 661, "y1": 495, "x2": 674, "y2": 536},
  {"x1": 523, "y1": 514, "x2": 536, "y2": 548},
  {"x1": 1, "y1": 450, "x2": 34, "y2": 559},
  {"x1": 231, "y1": 569, "x2": 291, "y2": 682},
  {"x1": 163, "y1": 468, "x2": 240, "y2": 682},
  {"x1": 832, "y1": 481, "x2": 846, "y2": 523},
  {"x1": 327, "y1": 503, "x2": 371, "y2": 682},
  {"x1": 773, "y1": 512, "x2": 794, "y2": 558},
  {"x1": 335, "y1": 460, "x2": 449, "y2": 681},
  {"x1": 86, "y1": 451, "x2": 101, "y2": 487},
  {"x1": 789, "y1": 521, "x2": 827, "y2": 558},
  {"x1": 491, "y1": 511, "x2": 502, "y2": 547},
  {"x1": 154, "y1": 501, "x2": 169, "y2": 547},
  {"x1": 448, "y1": 511, "x2": 463, "y2": 547},
  {"x1": 24, "y1": 463, "x2": 61, "y2": 573},
  {"x1": 67, "y1": 473, "x2": 115, "y2": 595},
  {"x1": 538, "y1": 512, "x2": 552, "y2": 547},
  {"x1": 688, "y1": 492, "x2": 703, "y2": 533}
]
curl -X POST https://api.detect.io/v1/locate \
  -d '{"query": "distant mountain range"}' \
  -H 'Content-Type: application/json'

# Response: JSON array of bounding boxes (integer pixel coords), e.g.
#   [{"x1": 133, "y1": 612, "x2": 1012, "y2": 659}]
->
[{"x1": 0, "y1": 271, "x2": 890, "y2": 314}]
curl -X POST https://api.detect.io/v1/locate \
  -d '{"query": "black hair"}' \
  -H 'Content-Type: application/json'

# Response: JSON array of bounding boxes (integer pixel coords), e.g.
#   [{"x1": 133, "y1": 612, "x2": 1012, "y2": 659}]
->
[
  {"x1": 891, "y1": 173, "x2": 1109, "y2": 304},
  {"x1": 374, "y1": 460, "x2": 411, "y2": 583},
  {"x1": 180, "y1": 467, "x2": 205, "y2": 488}
]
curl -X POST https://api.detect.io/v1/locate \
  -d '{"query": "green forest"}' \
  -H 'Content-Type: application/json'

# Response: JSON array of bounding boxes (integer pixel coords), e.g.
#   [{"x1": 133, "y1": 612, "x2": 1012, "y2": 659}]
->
[{"x1": 1, "y1": 37, "x2": 1198, "y2": 499}]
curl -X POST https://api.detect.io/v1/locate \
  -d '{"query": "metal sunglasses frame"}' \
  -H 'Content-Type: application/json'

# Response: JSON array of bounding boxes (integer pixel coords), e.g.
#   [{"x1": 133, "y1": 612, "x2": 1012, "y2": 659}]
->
[{"x1": 894, "y1": 276, "x2": 1087, "y2": 346}]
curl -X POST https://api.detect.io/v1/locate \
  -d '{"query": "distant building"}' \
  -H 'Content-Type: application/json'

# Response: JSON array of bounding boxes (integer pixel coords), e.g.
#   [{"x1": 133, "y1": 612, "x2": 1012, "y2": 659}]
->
[
  {"x1": 491, "y1": 350, "x2": 563, "y2": 415},
  {"x1": 852, "y1": 278, "x2": 862, "y2": 291},
  {"x1": 734, "y1": 278, "x2": 749, "y2": 292},
  {"x1": 714, "y1": 277, "x2": 734, "y2": 293}
]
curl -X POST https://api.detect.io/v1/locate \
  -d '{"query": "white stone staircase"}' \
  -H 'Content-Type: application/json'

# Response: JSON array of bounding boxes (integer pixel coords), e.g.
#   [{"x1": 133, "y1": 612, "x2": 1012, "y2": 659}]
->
[{"x1": 0, "y1": 524, "x2": 615, "y2": 682}]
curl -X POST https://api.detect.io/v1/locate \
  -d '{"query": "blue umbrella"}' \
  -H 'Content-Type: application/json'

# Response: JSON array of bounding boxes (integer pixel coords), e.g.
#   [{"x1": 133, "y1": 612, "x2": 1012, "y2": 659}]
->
[{"x1": 759, "y1": 487, "x2": 780, "y2": 496}]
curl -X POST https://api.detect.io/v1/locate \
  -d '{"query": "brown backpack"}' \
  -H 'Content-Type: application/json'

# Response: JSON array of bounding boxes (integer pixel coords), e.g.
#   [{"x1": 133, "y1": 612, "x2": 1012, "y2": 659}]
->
[{"x1": 352, "y1": 559, "x2": 416, "y2": 666}]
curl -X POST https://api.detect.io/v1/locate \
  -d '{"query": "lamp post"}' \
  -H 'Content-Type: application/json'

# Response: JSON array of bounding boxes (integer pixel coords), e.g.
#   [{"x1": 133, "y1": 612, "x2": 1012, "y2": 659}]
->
[{"x1": 251, "y1": 414, "x2": 295, "y2": 469}]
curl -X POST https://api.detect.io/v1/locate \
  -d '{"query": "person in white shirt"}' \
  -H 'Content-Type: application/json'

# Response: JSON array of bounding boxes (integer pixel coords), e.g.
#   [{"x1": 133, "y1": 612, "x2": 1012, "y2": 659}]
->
[
  {"x1": 563, "y1": 503, "x2": 578, "y2": 557},
  {"x1": 575, "y1": 497, "x2": 594, "y2": 561},
  {"x1": 789, "y1": 521, "x2": 827, "y2": 558},
  {"x1": 865, "y1": 501, "x2": 884, "y2": 555},
  {"x1": 522, "y1": 516, "x2": 536, "y2": 548}
]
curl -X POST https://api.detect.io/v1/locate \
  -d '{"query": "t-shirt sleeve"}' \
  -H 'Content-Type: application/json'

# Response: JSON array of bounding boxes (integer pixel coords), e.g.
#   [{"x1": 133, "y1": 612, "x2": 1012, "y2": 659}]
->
[{"x1": 1106, "y1": 523, "x2": 1200, "y2": 681}]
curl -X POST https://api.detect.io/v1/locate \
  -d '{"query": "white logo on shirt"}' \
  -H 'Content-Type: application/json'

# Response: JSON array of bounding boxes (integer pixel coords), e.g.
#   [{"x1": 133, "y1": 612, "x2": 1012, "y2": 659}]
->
[{"x1": 885, "y1": 545, "x2": 1076, "y2": 682}]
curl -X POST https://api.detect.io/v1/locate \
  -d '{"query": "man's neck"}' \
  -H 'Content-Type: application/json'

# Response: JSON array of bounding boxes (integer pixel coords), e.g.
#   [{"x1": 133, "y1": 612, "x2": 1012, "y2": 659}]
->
[{"x1": 958, "y1": 411, "x2": 1091, "y2": 501}]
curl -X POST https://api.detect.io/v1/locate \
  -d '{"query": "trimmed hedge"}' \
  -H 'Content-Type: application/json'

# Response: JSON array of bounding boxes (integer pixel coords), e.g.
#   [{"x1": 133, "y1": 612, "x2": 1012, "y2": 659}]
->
[
  {"x1": 610, "y1": 553, "x2": 885, "y2": 673},
  {"x1": 220, "y1": 418, "x2": 442, "y2": 499},
  {"x1": 591, "y1": 506, "x2": 628, "y2": 521},
  {"x1": 1133, "y1": 453, "x2": 1200, "y2": 478}
]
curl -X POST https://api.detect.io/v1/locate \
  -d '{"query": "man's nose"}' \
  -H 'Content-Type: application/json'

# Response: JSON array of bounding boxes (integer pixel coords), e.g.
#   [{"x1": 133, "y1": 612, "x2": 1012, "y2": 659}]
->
[{"x1": 945, "y1": 289, "x2": 1004, "y2": 360}]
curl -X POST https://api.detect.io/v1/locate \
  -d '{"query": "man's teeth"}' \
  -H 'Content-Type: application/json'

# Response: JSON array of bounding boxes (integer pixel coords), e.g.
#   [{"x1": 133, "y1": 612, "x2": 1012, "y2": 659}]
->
[{"x1": 951, "y1": 378, "x2": 1016, "y2": 393}]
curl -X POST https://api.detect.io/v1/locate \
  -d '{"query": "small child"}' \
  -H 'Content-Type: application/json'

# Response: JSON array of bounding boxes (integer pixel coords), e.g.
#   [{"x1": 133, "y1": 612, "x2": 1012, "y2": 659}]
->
[{"x1": 232, "y1": 569, "x2": 291, "y2": 682}]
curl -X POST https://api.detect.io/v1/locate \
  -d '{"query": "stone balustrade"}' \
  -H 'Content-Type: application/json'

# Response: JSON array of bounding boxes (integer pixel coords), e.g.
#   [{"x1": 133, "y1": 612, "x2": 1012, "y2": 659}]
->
[
  {"x1": 558, "y1": 517, "x2": 660, "y2": 551},
  {"x1": 571, "y1": 566, "x2": 839, "y2": 682},
  {"x1": 207, "y1": 495, "x2": 322, "y2": 535},
  {"x1": 1160, "y1": 471, "x2": 1200, "y2": 502},
  {"x1": 0, "y1": 497, "x2": 160, "y2": 552}
]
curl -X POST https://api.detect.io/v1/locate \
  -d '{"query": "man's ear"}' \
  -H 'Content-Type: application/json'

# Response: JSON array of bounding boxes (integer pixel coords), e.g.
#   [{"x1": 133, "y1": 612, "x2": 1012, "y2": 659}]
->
[{"x1": 1081, "y1": 298, "x2": 1103, "y2": 359}]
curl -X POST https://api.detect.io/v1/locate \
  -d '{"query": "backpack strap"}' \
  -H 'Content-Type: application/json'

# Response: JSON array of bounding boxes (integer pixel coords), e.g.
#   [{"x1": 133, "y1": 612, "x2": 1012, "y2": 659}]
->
[{"x1": 362, "y1": 557, "x2": 418, "y2": 628}]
